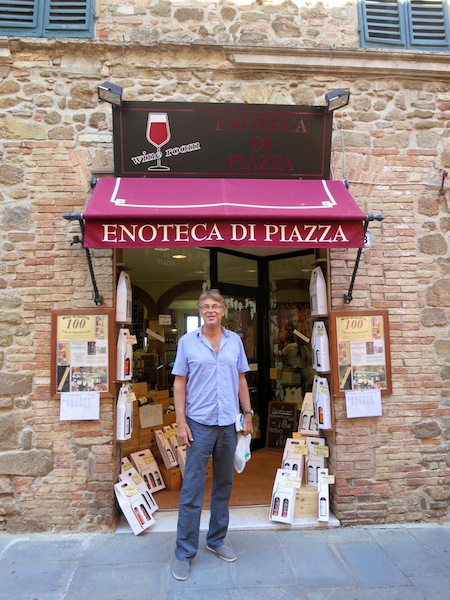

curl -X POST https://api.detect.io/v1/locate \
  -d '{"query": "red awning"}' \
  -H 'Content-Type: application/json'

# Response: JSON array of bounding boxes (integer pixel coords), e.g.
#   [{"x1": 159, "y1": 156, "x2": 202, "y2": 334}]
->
[{"x1": 82, "y1": 177, "x2": 366, "y2": 249}]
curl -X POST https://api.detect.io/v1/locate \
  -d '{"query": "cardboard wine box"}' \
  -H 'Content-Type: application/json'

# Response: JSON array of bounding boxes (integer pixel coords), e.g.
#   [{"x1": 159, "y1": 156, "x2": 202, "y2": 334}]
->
[
  {"x1": 299, "y1": 392, "x2": 319, "y2": 437},
  {"x1": 119, "y1": 466, "x2": 159, "y2": 515},
  {"x1": 130, "y1": 449, "x2": 166, "y2": 493},
  {"x1": 155, "y1": 429, "x2": 178, "y2": 469},
  {"x1": 281, "y1": 438, "x2": 307, "y2": 481},
  {"x1": 269, "y1": 468, "x2": 300, "y2": 525},
  {"x1": 306, "y1": 437, "x2": 327, "y2": 486},
  {"x1": 114, "y1": 478, "x2": 156, "y2": 535},
  {"x1": 318, "y1": 468, "x2": 330, "y2": 522},
  {"x1": 177, "y1": 445, "x2": 187, "y2": 478}
]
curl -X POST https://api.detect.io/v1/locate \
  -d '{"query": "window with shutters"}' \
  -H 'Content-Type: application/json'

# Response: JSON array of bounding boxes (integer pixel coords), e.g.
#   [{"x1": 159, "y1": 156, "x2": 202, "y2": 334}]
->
[
  {"x1": 0, "y1": 0, "x2": 94, "y2": 38},
  {"x1": 359, "y1": 0, "x2": 450, "y2": 51}
]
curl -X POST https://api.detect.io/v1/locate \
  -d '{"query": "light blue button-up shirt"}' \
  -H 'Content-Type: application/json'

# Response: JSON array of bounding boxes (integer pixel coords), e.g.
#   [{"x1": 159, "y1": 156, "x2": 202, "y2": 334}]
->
[{"x1": 171, "y1": 326, "x2": 250, "y2": 426}]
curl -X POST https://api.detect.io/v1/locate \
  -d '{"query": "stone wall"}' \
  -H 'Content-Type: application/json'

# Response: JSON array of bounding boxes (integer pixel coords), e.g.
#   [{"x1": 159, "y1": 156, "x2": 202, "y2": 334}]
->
[
  {"x1": 95, "y1": 0, "x2": 358, "y2": 48},
  {"x1": 0, "y1": 1, "x2": 449, "y2": 530},
  {"x1": 329, "y1": 82, "x2": 450, "y2": 522},
  {"x1": 0, "y1": 37, "x2": 117, "y2": 529}
]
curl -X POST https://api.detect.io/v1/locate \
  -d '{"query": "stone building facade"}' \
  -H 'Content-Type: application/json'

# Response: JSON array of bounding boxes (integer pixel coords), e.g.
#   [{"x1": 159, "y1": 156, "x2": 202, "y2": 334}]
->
[{"x1": 0, "y1": 1, "x2": 449, "y2": 532}]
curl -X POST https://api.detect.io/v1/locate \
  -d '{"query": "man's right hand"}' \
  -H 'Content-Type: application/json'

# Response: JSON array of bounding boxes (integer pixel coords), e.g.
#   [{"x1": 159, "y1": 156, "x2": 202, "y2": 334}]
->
[{"x1": 177, "y1": 422, "x2": 194, "y2": 447}]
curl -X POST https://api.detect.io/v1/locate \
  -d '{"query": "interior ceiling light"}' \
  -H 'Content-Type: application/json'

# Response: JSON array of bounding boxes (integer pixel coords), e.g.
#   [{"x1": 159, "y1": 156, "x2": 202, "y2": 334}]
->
[
  {"x1": 97, "y1": 81, "x2": 123, "y2": 107},
  {"x1": 324, "y1": 88, "x2": 350, "y2": 112},
  {"x1": 153, "y1": 247, "x2": 170, "y2": 252},
  {"x1": 172, "y1": 254, "x2": 187, "y2": 259}
]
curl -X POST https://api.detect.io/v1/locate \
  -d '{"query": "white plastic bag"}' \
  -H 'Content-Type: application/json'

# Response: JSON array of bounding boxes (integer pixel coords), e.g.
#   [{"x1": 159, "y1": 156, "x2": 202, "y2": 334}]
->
[{"x1": 234, "y1": 431, "x2": 251, "y2": 473}]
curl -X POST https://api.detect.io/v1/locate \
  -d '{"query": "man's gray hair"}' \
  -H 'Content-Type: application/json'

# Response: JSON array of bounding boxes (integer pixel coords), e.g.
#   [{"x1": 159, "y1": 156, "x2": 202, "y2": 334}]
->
[{"x1": 197, "y1": 289, "x2": 226, "y2": 309}]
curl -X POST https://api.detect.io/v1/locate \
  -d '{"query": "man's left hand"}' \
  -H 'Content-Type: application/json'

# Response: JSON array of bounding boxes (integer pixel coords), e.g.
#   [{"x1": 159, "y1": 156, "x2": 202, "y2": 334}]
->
[{"x1": 243, "y1": 413, "x2": 253, "y2": 436}]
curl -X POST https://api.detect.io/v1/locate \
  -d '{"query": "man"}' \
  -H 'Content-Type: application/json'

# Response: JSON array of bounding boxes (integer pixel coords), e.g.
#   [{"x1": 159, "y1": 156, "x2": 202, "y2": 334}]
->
[
  {"x1": 171, "y1": 289, "x2": 253, "y2": 581},
  {"x1": 282, "y1": 334, "x2": 314, "y2": 392}
]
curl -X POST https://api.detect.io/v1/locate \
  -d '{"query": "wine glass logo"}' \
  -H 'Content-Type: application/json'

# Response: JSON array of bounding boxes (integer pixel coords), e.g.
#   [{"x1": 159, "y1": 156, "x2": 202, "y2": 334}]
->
[{"x1": 146, "y1": 113, "x2": 171, "y2": 171}]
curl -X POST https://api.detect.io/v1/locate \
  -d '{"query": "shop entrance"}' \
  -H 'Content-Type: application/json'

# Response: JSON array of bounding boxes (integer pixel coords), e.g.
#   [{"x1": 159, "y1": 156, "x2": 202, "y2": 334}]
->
[{"x1": 121, "y1": 246, "x2": 321, "y2": 507}]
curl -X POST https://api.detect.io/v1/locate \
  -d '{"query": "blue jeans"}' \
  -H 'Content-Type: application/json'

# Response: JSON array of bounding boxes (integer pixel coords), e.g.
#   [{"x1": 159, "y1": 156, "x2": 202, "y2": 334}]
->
[{"x1": 175, "y1": 418, "x2": 237, "y2": 561}]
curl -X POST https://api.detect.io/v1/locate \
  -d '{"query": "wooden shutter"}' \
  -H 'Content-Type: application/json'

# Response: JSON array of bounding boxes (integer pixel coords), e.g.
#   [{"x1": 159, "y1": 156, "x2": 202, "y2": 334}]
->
[
  {"x1": 360, "y1": 0, "x2": 450, "y2": 50},
  {"x1": 0, "y1": 0, "x2": 39, "y2": 34},
  {"x1": 0, "y1": 0, "x2": 93, "y2": 37},
  {"x1": 408, "y1": 1, "x2": 450, "y2": 48},
  {"x1": 361, "y1": 0, "x2": 405, "y2": 46},
  {"x1": 43, "y1": 0, "x2": 93, "y2": 37}
]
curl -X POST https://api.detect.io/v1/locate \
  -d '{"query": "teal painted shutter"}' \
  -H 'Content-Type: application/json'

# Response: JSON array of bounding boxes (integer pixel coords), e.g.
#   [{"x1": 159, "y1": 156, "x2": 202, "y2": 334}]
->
[
  {"x1": 43, "y1": 0, "x2": 94, "y2": 37},
  {"x1": 0, "y1": 0, "x2": 40, "y2": 35},
  {"x1": 407, "y1": 1, "x2": 450, "y2": 48},
  {"x1": 360, "y1": 0, "x2": 406, "y2": 47},
  {"x1": 0, "y1": 0, "x2": 94, "y2": 37}
]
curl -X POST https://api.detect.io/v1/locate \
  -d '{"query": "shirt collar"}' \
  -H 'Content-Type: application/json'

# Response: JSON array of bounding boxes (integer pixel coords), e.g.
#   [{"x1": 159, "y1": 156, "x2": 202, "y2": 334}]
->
[{"x1": 197, "y1": 326, "x2": 229, "y2": 338}]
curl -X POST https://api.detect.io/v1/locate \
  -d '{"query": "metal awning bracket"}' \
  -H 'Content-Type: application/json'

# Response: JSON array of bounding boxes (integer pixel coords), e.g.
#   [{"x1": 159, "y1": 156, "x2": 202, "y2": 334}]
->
[
  {"x1": 344, "y1": 213, "x2": 385, "y2": 304},
  {"x1": 63, "y1": 212, "x2": 103, "y2": 306}
]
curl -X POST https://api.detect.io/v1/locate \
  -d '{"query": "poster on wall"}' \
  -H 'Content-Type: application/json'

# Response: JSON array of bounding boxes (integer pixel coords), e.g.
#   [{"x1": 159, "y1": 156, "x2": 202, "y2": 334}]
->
[
  {"x1": 51, "y1": 309, "x2": 115, "y2": 398},
  {"x1": 329, "y1": 310, "x2": 392, "y2": 395}
]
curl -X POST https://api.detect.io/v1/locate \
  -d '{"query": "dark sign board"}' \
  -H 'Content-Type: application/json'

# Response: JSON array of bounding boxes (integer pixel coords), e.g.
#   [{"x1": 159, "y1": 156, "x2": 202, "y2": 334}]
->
[
  {"x1": 113, "y1": 102, "x2": 332, "y2": 179},
  {"x1": 266, "y1": 401, "x2": 298, "y2": 450}
]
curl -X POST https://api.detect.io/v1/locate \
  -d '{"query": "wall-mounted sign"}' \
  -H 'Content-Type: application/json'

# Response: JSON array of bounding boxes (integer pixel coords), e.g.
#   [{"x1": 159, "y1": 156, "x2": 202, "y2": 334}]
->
[
  {"x1": 329, "y1": 310, "x2": 392, "y2": 395},
  {"x1": 113, "y1": 102, "x2": 332, "y2": 179},
  {"x1": 51, "y1": 309, "x2": 115, "y2": 398}
]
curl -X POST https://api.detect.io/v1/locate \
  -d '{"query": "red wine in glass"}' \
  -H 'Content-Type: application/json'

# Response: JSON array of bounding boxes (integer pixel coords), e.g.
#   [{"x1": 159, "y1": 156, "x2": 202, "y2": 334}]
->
[{"x1": 146, "y1": 113, "x2": 171, "y2": 171}]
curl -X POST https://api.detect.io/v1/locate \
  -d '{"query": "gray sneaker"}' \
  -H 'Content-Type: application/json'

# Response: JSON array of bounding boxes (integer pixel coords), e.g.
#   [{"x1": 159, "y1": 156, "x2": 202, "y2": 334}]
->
[
  {"x1": 206, "y1": 543, "x2": 237, "y2": 562},
  {"x1": 172, "y1": 559, "x2": 190, "y2": 580}
]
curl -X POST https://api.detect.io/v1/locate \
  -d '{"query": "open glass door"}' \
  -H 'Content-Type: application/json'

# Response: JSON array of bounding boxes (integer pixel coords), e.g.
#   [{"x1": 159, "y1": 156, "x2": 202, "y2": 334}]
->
[{"x1": 214, "y1": 250, "x2": 264, "y2": 450}]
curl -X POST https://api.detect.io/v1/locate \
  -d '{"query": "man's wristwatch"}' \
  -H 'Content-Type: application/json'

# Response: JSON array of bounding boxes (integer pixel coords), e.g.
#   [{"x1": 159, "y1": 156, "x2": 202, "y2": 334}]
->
[{"x1": 243, "y1": 409, "x2": 254, "y2": 416}]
